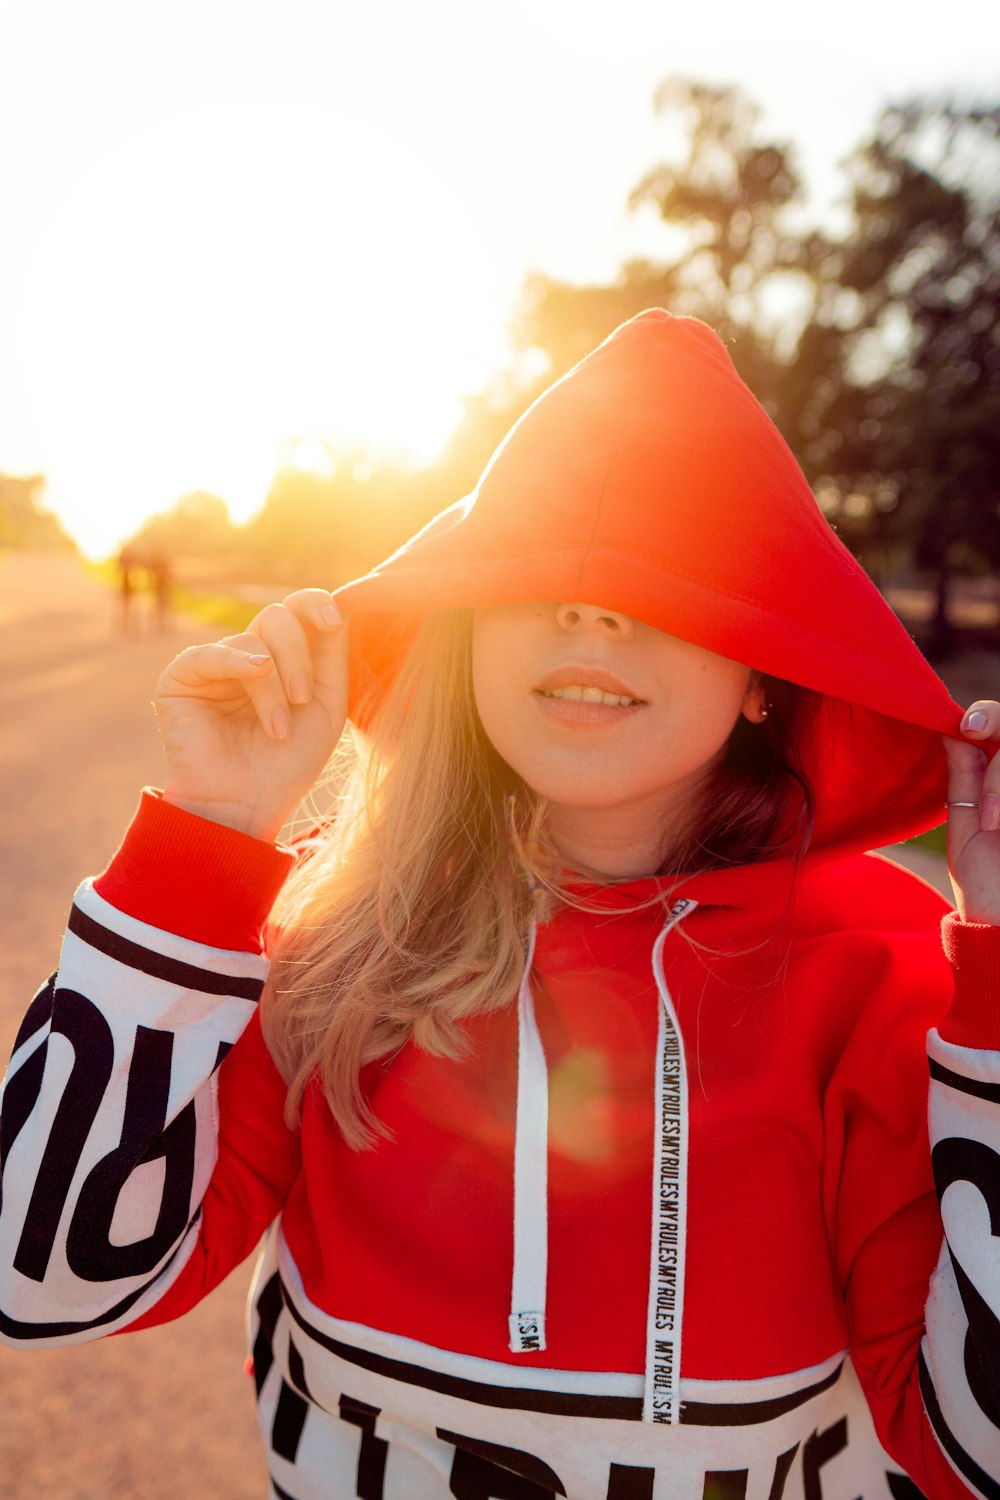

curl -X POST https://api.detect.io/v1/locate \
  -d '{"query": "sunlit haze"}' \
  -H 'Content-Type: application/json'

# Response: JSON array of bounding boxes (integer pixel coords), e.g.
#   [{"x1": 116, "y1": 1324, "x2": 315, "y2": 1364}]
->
[
  {"x1": 2, "y1": 0, "x2": 998, "y2": 557},
  {"x1": 21, "y1": 108, "x2": 506, "y2": 558}
]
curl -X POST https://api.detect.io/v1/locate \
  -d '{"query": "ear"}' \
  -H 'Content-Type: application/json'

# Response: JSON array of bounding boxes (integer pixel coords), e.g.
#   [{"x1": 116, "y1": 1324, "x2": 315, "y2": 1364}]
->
[{"x1": 741, "y1": 675, "x2": 769, "y2": 724}]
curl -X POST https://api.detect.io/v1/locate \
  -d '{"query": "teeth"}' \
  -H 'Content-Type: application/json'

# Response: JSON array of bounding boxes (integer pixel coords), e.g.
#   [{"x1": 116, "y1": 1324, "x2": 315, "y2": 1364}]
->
[{"x1": 542, "y1": 687, "x2": 639, "y2": 706}]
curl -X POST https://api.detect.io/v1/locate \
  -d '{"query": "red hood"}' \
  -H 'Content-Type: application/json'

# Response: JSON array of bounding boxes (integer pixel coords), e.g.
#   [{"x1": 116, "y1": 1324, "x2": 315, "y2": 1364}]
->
[{"x1": 335, "y1": 308, "x2": 964, "y2": 859}]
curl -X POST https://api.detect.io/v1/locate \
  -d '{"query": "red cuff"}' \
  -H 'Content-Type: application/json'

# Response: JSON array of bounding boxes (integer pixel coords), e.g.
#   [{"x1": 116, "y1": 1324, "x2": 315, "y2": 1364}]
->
[
  {"x1": 93, "y1": 789, "x2": 298, "y2": 953},
  {"x1": 939, "y1": 911, "x2": 1000, "y2": 1048}
]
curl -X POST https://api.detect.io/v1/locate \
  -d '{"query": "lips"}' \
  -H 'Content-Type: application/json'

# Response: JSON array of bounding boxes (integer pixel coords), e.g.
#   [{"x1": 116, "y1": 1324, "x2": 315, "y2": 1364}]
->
[{"x1": 533, "y1": 665, "x2": 646, "y2": 707}]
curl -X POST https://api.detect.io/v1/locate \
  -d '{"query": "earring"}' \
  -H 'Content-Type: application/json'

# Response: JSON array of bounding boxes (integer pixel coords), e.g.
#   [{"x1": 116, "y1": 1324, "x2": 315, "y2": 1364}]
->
[{"x1": 759, "y1": 703, "x2": 772, "y2": 722}]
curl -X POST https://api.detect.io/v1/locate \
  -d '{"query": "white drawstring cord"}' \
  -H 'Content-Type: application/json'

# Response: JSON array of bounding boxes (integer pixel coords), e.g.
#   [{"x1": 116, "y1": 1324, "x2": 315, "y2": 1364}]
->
[
  {"x1": 508, "y1": 897, "x2": 697, "y2": 1395},
  {"x1": 509, "y1": 920, "x2": 548, "y2": 1353},
  {"x1": 643, "y1": 897, "x2": 696, "y2": 1422}
]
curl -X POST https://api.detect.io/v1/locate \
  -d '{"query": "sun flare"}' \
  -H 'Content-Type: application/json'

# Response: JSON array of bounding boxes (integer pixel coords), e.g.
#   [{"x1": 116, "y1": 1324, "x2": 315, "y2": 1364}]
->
[{"x1": 21, "y1": 106, "x2": 508, "y2": 558}]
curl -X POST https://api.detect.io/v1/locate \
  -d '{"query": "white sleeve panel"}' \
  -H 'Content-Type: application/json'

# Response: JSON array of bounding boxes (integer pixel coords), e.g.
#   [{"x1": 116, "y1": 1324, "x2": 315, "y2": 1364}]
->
[
  {"x1": 0, "y1": 879, "x2": 267, "y2": 1348},
  {"x1": 922, "y1": 1027, "x2": 1000, "y2": 1500}
]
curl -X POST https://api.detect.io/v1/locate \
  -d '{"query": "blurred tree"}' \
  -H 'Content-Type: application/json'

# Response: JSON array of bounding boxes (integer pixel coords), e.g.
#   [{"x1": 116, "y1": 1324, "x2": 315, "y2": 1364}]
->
[
  {"x1": 438, "y1": 355, "x2": 552, "y2": 498},
  {"x1": 105, "y1": 81, "x2": 999, "y2": 629},
  {"x1": 241, "y1": 446, "x2": 446, "y2": 589},
  {"x1": 512, "y1": 79, "x2": 822, "y2": 412},
  {"x1": 506, "y1": 81, "x2": 1000, "y2": 642},
  {"x1": 128, "y1": 491, "x2": 238, "y2": 560},
  {"x1": 809, "y1": 101, "x2": 1000, "y2": 642},
  {"x1": 430, "y1": 81, "x2": 833, "y2": 566},
  {"x1": 0, "y1": 474, "x2": 76, "y2": 551}
]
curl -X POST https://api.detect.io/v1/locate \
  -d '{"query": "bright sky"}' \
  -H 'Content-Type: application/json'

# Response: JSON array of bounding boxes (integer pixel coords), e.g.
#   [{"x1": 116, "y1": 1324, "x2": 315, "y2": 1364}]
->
[{"x1": 2, "y1": 0, "x2": 997, "y2": 556}]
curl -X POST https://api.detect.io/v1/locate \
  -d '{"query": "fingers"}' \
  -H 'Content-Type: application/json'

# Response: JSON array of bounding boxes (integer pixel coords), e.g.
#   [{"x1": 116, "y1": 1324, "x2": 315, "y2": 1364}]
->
[
  {"x1": 157, "y1": 591, "x2": 344, "y2": 743},
  {"x1": 253, "y1": 588, "x2": 343, "y2": 640},
  {"x1": 954, "y1": 700, "x2": 1000, "y2": 833},
  {"x1": 158, "y1": 642, "x2": 275, "y2": 693},
  {"x1": 231, "y1": 590, "x2": 344, "y2": 741},
  {"x1": 944, "y1": 733, "x2": 986, "y2": 806},
  {"x1": 960, "y1": 700, "x2": 1000, "y2": 741},
  {"x1": 243, "y1": 590, "x2": 342, "y2": 699}
]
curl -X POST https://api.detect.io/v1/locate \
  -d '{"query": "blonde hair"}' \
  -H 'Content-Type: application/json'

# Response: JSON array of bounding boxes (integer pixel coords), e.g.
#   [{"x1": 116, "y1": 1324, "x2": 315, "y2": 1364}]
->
[
  {"x1": 262, "y1": 611, "x2": 549, "y2": 1148},
  {"x1": 262, "y1": 611, "x2": 813, "y2": 1148}
]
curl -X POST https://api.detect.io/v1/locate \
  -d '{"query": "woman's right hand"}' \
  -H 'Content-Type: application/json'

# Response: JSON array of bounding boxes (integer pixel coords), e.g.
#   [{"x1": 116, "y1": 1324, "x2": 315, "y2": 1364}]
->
[{"x1": 154, "y1": 589, "x2": 349, "y2": 843}]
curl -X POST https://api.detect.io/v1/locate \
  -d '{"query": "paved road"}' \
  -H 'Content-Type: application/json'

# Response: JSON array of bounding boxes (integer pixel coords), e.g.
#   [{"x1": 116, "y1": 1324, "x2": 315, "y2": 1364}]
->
[
  {"x1": 0, "y1": 553, "x2": 266, "y2": 1498},
  {"x1": 0, "y1": 551, "x2": 959, "y2": 1498}
]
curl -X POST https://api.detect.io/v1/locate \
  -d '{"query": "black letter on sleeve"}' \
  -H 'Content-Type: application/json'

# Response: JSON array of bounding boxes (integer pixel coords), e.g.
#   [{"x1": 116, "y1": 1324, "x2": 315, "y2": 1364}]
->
[
  {"x1": 932, "y1": 1136, "x2": 1000, "y2": 1425},
  {"x1": 252, "y1": 1272, "x2": 284, "y2": 1396},
  {"x1": 438, "y1": 1428, "x2": 566, "y2": 1499},
  {"x1": 885, "y1": 1474, "x2": 927, "y2": 1499},
  {"x1": 702, "y1": 1473, "x2": 748, "y2": 1499},
  {"x1": 12, "y1": 991, "x2": 115, "y2": 1282},
  {"x1": 272, "y1": 1379, "x2": 309, "y2": 1465},
  {"x1": 803, "y1": 1416, "x2": 859, "y2": 1500},
  {"x1": 66, "y1": 1025, "x2": 196, "y2": 1282},
  {"x1": 606, "y1": 1464, "x2": 654, "y2": 1499},
  {"x1": 0, "y1": 1037, "x2": 49, "y2": 1214},
  {"x1": 339, "y1": 1395, "x2": 388, "y2": 1500},
  {"x1": 768, "y1": 1444, "x2": 799, "y2": 1500}
]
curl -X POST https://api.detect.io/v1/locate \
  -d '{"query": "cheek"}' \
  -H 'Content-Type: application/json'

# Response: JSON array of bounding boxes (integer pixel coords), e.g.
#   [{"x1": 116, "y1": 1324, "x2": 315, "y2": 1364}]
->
[
  {"x1": 470, "y1": 634, "x2": 501, "y2": 728},
  {"x1": 666, "y1": 649, "x2": 752, "y2": 729},
  {"x1": 667, "y1": 677, "x2": 750, "y2": 766},
  {"x1": 470, "y1": 635, "x2": 522, "y2": 757},
  {"x1": 471, "y1": 609, "x2": 538, "y2": 726},
  {"x1": 471, "y1": 635, "x2": 549, "y2": 787},
  {"x1": 625, "y1": 661, "x2": 750, "y2": 786},
  {"x1": 658, "y1": 711, "x2": 739, "y2": 777}
]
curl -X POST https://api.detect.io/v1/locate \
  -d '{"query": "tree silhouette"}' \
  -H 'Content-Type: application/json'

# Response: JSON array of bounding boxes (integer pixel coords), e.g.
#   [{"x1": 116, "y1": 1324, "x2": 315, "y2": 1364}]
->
[
  {"x1": 513, "y1": 79, "x2": 819, "y2": 412},
  {"x1": 509, "y1": 81, "x2": 1000, "y2": 644},
  {"x1": 128, "y1": 491, "x2": 238, "y2": 560},
  {"x1": 815, "y1": 101, "x2": 1000, "y2": 643},
  {"x1": 105, "y1": 81, "x2": 999, "y2": 643},
  {"x1": 0, "y1": 474, "x2": 76, "y2": 552}
]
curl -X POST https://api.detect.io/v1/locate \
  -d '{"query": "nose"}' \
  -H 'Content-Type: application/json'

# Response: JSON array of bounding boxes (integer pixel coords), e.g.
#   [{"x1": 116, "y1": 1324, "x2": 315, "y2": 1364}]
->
[{"x1": 554, "y1": 601, "x2": 635, "y2": 637}]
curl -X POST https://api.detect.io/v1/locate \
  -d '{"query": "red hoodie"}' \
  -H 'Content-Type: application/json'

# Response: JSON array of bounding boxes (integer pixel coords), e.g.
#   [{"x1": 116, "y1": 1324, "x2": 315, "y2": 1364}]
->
[{"x1": 1, "y1": 310, "x2": 998, "y2": 1500}]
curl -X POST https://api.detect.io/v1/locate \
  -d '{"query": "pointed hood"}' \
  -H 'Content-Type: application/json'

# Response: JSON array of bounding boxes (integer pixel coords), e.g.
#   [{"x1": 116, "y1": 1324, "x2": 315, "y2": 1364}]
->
[{"x1": 335, "y1": 308, "x2": 964, "y2": 857}]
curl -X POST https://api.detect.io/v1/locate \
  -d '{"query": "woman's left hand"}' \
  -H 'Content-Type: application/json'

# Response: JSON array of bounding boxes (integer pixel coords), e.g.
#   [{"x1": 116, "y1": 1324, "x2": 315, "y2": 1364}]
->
[{"x1": 944, "y1": 701, "x2": 1000, "y2": 925}]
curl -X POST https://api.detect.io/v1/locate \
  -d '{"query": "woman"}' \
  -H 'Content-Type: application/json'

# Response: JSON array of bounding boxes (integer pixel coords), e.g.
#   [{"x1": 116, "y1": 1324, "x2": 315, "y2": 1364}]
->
[{"x1": 1, "y1": 310, "x2": 998, "y2": 1498}]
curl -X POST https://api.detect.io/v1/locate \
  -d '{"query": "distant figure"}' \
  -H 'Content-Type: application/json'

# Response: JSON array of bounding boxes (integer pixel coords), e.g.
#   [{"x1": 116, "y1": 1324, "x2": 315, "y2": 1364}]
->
[
  {"x1": 147, "y1": 551, "x2": 174, "y2": 632},
  {"x1": 116, "y1": 544, "x2": 139, "y2": 634}
]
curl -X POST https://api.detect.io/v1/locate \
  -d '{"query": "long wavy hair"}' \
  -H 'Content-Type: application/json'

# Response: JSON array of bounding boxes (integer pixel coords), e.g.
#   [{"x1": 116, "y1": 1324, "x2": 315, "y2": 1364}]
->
[{"x1": 261, "y1": 609, "x2": 815, "y2": 1147}]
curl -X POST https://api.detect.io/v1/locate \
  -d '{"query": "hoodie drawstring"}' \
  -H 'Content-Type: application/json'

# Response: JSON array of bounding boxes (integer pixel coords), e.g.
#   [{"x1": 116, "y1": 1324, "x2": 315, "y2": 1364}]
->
[
  {"x1": 643, "y1": 897, "x2": 696, "y2": 1422},
  {"x1": 509, "y1": 898, "x2": 697, "y2": 1424},
  {"x1": 509, "y1": 920, "x2": 548, "y2": 1354}
]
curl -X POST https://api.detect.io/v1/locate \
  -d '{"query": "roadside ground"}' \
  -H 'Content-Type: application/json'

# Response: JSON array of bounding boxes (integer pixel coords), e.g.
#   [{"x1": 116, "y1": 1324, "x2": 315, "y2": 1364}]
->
[{"x1": 0, "y1": 553, "x2": 266, "y2": 1499}]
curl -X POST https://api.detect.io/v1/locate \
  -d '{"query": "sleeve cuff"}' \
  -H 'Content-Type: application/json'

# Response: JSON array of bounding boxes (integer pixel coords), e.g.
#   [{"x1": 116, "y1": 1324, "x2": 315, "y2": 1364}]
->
[
  {"x1": 939, "y1": 911, "x2": 1000, "y2": 1048},
  {"x1": 93, "y1": 789, "x2": 298, "y2": 953}
]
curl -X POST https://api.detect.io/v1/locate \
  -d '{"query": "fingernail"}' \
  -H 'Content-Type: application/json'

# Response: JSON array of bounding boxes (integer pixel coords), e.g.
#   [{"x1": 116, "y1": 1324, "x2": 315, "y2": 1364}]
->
[
  {"x1": 981, "y1": 794, "x2": 1000, "y2": 833},
  {"x1": 289, "y1": 672, "x2": 311, "y2": 705},
  {"x1": 247, "y1": 653, "x2": 270, "y2": 667},
  {"x1": 272, "y1": 707, "x2": 291, "y2": 741},
  {"x1": 963, "y1": 710, "x2": 989, "y2": 732},
  {"x1": 322, "y1": 603, "x2": 342, "y2": 626}
]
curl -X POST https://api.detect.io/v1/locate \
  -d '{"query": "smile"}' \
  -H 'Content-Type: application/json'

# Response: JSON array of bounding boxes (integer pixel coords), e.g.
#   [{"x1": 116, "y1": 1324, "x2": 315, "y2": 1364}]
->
[{"x1": 538, "y1": 686, "x2": 642, "y2": 707}]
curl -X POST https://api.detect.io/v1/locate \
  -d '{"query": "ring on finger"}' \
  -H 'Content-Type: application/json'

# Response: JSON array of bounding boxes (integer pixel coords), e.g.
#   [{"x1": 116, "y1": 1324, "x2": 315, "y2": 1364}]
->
[{"x1": 946, "y1": 801, "x2": 979, "y2": 808}]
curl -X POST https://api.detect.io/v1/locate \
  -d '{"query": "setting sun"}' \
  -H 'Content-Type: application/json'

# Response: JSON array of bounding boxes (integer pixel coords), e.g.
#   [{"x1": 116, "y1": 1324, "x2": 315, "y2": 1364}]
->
[{"x1": 21, "y1": 105, "x2": 509, "y2": 557}]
